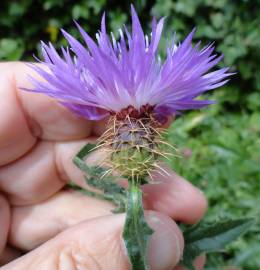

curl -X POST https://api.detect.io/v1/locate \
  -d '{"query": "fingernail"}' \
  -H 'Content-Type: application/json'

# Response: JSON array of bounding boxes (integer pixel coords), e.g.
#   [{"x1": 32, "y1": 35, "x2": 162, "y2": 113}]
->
[{"x1": 146, "y1": 211, "x2": 184, "y2": 270}]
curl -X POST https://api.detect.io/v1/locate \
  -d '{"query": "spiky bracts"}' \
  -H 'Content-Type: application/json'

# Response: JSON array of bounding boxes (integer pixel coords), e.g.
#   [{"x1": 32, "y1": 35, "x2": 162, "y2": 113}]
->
[{"x1": 98, "y1": 105, "x2": 172, "y2": 182}]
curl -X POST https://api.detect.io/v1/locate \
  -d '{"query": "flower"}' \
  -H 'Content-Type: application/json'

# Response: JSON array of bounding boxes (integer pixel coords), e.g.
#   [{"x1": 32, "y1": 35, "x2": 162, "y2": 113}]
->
[{"x1": 29, "y1": 5, "x2": 231, "y2": 122}]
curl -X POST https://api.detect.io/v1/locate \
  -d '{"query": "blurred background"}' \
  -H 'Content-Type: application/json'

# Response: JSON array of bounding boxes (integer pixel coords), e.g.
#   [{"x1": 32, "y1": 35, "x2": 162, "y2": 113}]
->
[{"x1": 0, "y1": 0, "x2": 259, "y2": 269}]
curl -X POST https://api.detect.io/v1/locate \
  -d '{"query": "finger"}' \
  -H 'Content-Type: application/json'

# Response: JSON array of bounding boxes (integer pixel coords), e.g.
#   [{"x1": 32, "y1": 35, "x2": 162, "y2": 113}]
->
[
  {"x1": 0, "y1": 139, "x2": 96, "y2": 206},
  {"x1": 4, "y1": 211, "x2": 184, "y2": 270},
  {"x1": 174, "y1": 254, "x2": 206, "y2": 270},
  {"x1": 0, "y1": 66, "x2": 36, "y2": 166},
  {"x1": 7, "y1": 146, "x2": 205, "y2": 251},
  {"x1": 0, "y1": 246, "x2": 22, "y2": 266},
  {"x1": 117, "y1": 169, "x2": 207, "y2": 224},
  {"x1": 142, "y1": 167, "x2": 208, "y2": 224},
  {"x1": 0, "y1": 194, "x2": 10, "y2": 254},
  {"x1": 0, "y1": 141, "x2": 65, "y2": 206},
  {"x1": 9, "y1": 190, "x2": 114, "y2": 250},
  {"x1": 13, "y1": 62, "x2": 94, "y2": 141},
  {"x1": 0, "y1": 61, "x2": 108, "y2": 167},
  {"x1": 0, "y1": 133, "x2": 206, "y2": 228},
  {"x1": 56, "y1": 141, "x2": 207, "y2": 224}
]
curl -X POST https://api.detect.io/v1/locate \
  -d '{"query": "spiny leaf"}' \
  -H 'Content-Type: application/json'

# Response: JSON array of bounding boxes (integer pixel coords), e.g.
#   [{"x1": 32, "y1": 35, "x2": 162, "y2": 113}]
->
[
  {"x1": 73, "y1": 143, "x2": 96, "y2": 173},
  {"x1": 123, "y1": 184, "x2": 154, "y2": 270},
  {"x1": 72, "y1": 143, "x2": 126, "y2": 212},
  {"x1": 182, "y1": 218, "x2": 254, "y2": 268}
]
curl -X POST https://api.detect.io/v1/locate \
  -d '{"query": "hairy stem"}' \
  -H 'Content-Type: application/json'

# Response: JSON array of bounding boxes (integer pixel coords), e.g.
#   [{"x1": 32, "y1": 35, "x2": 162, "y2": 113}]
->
[{"x1": 123, "y1": 181, "x2": 153, "y2": 270}]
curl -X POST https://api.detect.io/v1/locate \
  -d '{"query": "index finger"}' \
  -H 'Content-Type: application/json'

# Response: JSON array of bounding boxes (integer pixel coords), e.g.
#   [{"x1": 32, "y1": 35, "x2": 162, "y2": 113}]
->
[{"x1": 0, "y1": 62, "x2": 97, "y2": 166}]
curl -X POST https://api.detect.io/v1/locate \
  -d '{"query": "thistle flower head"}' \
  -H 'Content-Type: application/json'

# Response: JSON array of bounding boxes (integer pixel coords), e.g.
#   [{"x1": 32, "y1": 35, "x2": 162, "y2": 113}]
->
[
  {"x1": 29, "y1": 5, "x2": 231, "y2": 122},
  {"x1": 29, "y1": 6, "x2": 232, "y2": 180}
]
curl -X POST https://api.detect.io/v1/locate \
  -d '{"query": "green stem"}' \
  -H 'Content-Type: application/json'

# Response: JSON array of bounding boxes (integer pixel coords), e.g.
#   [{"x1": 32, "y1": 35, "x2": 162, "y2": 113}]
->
[{"x1": 123, "y1": 181, "x2": 153, "y2": 270}]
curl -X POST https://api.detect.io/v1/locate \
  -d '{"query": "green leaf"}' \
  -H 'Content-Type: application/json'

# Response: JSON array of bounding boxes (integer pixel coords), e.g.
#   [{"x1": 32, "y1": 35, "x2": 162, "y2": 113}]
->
[
  {"x1": 73, "y1": 143, "x2": 96, "y2": 173},
  {"x1": 123, "y1": 184, "x2": 154, "y2": 270},
  {"x1": 0, "y1": 38, "x2": 24, "y2": 60},
  {"x1": 72, "y1": 143, "x2": 126, "y2": 213},
  {"x1": 182, "y1": 218, "x2": 254, "y2": 267}
]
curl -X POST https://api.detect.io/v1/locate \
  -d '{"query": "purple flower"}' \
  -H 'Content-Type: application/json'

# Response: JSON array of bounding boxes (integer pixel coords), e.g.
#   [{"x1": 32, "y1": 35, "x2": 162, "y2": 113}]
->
[{"x1": 29, "y1": 5, "x2": 231, "y2": 121}]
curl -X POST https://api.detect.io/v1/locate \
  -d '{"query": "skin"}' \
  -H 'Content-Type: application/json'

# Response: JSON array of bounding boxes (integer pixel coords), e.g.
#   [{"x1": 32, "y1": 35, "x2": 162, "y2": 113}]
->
[{"x1": 0, "y1": 62, "x2": 207, "y2": 270}]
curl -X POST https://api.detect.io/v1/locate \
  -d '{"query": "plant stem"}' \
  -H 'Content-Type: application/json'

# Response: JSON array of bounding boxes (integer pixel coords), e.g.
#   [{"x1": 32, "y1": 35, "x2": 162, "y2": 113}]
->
[{"x1": 123, "y1": 180, "x2": 153, "y2": 270}]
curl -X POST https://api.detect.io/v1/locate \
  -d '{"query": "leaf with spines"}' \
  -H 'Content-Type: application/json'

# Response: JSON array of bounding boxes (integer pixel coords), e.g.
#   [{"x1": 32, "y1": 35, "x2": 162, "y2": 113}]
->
[
  {"x1": 181, "y1": 218, "x2": 254, "y2": 268},
  {"x1": 123, "y1": 184, "x2": 154, "y2": 270},
  {"x1": 72, "y1": 143, "x2": 127, "y2": 213},
  {"x1": 73, "y1": 143, "x2": 96, "y2": 173}
]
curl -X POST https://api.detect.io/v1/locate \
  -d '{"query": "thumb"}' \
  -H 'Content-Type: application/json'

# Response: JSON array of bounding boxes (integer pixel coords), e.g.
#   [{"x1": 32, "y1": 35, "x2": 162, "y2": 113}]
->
[{"x1": 2, "y1": 211, "x2": 184, "y2": 270}]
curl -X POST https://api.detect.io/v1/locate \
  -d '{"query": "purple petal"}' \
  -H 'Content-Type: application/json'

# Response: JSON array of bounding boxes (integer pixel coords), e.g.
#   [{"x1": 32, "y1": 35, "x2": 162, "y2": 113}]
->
[{"x1": 27, "y1": 6, "x2": 232, "y2": 121}]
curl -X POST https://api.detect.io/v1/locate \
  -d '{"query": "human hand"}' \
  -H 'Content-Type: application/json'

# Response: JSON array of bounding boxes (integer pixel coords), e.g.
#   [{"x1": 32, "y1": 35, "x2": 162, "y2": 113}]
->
[{"x1": 0, "y1": 62, "x2": 207, "y2": 270}]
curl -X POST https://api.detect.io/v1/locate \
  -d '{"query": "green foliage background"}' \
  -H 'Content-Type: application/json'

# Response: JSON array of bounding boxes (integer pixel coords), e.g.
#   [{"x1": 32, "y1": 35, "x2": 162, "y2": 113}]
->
[{"x1": 0, "y1": 0, "x2": 259, "y2": 269}]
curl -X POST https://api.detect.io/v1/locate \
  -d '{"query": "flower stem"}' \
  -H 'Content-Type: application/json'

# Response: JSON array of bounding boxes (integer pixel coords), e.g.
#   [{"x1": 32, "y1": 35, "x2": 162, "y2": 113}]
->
[{"x1": 123, "y1": 180, "x2": 154, "y2": 270}]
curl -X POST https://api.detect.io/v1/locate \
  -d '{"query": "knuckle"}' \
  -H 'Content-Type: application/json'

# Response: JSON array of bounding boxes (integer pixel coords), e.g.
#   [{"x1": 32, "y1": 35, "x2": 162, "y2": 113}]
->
[
  {"x1": 57, "y1": 232, "x2": 129, "y2": 270},
  {"x1": 58, "y1": 243, "x2": 102, "y2": 270}
]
